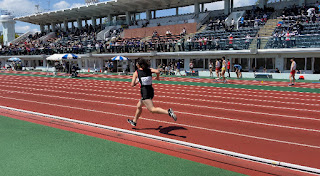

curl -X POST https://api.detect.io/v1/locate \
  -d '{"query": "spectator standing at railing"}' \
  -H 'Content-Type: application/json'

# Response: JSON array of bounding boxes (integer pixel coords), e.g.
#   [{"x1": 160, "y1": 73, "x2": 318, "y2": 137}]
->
[
  {"x1": 291, "y1": 31, "x2": 296, "y2": 47},
  {"x1": 215, "y1": 37, "x2": 220, "y2": 50},
  {"x1": 198, "y1": 38, "x2": 203, "y2": 50},
  {"x1": 187, "y1": 37, "x2": 192, "y2": 51},
  {"x1": 285, "y1": 31, "x2": 291, "y2": 48},
  {"x1": 256, "y1": 34, "x2": 261, "y2": 49},
  {"x1": 203, "y1": 37, "x2": 208, "y2": 50},
  {"x1": 245, "y1": 34, "x2": 251, "y2": 49},
  {"x1": 273, "y1": 32, "x2": 279, "y2": 48},
  {"x1": 177, "y1": 39, "x2": 182, "y2": 51}
]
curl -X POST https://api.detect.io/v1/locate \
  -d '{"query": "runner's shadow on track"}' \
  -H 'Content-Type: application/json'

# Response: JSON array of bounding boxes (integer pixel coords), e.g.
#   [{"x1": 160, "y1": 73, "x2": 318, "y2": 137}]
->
[{"x1": 133, "y1": 126, "x2": 187, "y2": 138}]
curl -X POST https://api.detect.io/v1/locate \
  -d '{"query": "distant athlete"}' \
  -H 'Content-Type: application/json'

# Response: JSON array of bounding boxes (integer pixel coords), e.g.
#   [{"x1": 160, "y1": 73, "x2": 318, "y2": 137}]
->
[
  {"x1": 289, "y1": 58, "x2": 296, "y2": 86},
  {"x1": 215, "y1": 59, "x2": 221, "y2": 79},
  {"x1": 227, "y1": 59, "x2": 231, "y2": 78},
  {"x1": 209, "y1": 61, "x2": 213, "y2": 77},
  {"x1": 221, "y1": 57, "x2": 227, "y2": 83},
  {"x1": 234, "y1": 64, "x2": 242, "y2": 79},
  {"x1": 176, "y1": 60, "x2": 182, "y2": 76},
  {"x1": 127, "y1": 58, "x2": 177, "y2": 126}
]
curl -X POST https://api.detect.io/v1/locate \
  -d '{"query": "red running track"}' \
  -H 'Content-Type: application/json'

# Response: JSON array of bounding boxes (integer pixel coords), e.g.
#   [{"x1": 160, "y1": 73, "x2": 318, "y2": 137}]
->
[{"x1": 0, "y1": 74, "x2": 319, "y2": 172}]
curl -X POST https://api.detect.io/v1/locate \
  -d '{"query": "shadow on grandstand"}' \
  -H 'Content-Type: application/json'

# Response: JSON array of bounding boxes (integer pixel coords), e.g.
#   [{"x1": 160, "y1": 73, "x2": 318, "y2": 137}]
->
[{"x1": 133, "y1": 126, "x2": 187, "y2": 138}]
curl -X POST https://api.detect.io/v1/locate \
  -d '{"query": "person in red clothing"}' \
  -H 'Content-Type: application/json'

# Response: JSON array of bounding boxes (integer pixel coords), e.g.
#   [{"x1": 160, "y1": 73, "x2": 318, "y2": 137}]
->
[
  {"x1": 228, "y1": 34, "x2": 233, "y2": 49},
  {"x1": 227, "y1": 59, "x2": 231, "y2": 78}
]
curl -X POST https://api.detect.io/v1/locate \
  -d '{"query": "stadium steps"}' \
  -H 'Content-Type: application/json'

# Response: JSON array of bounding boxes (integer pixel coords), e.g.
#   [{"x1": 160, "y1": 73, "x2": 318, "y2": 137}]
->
[
  {"x1": 10, "y1": 31, "x2": 35, "y2": 45},
  {"x1": 249, "y1": 18, "x2": 282, "y2": 49},
  {"x1": 187, "y1": 25, "x2": 207, "y2": 39}
]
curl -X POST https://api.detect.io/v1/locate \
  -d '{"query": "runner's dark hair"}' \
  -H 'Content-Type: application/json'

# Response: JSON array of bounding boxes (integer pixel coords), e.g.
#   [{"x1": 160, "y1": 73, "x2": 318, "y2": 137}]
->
[{"x1": 137, "y1": 58, "x2": 149, "y2": 71}]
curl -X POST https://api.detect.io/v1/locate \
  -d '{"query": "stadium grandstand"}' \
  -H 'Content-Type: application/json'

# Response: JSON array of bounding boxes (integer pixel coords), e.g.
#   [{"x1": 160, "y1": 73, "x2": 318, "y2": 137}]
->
[{"x1": 0, "y1": 0, "x2": 320, "y2": 79}]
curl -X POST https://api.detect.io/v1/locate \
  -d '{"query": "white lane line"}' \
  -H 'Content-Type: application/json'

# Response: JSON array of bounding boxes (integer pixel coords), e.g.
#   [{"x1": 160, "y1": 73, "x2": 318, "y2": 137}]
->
[
  {"x1": 1, "y1": 89, "x2": 320, "y2": 135},
  {"x1": 1, "y1": 76, "x2": 320, "y2": 100},
  {"x1": 1, "y1": 84, "x2": 320, "y2": 122},
  {"x1": 1, "y1": 96, "x2": 320, "y2": 151},
  {"x1": 1, "y1": 83, "x2": 319, "y2": 115},
  {"x1": 1, "y1": 80, "x2": 319, "y2": 108}
]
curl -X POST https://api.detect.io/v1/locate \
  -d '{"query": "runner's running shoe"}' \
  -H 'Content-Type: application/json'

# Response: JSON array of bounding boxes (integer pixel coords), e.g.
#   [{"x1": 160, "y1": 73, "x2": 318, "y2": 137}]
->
[
  {"x1": 168, "y1": 108, "x2": 177, "y2": 121},
  {"x1": 127, "y1": 119, "x2": 136, "y2": 126}
]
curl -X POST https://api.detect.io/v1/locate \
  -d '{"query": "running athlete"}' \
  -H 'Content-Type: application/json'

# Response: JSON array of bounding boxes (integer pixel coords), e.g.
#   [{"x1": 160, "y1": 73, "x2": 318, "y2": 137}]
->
[
  {"x1": 289, "y1": 58, "x2": 296, "y2": 86},
  {"x1": 209, "y1": 61, "x2": 213, "y2": 77},
  {"x1": 127, "y1": 58, "x2": 177, "y2": 126},
  {"x1": 215, "y1": 59, "x2": 221, "y2": 79},
  {"x1": 221, "y1": 57, "x2": 227, "y2": 83}
]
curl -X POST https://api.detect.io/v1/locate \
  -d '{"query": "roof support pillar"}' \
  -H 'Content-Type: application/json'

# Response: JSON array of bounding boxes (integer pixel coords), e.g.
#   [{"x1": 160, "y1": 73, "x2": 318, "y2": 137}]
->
[
  {"x1": 47, "y1": 24, "x2": 50, "y2": 32},
  {"x1": 40, "y1": 24, "x2": 45, "y2": 33},
  {"x1": 85, "y1": 19, "x2": 88, "y2": 27},
  {"x1": 92, "y1": 17, "x2": 96, "y2": 28},
  {"x1": 194, "y1": 1, "x2": 200, "y2": 18},
  {"x1": 107, "y1": 14, "x2": 112, "y2": 22},
  {"x1": 43, "y1": 59, "x2": 47, "y2": 67},
  {"x1": 71, "y1": 22, "x2": 75, "y2": 32},
  {"x1": 51, "y1": 22, "x2": 56, "y2": 32},
  {"x1": 299, "y1": 0, "x2": 305, "y2": 6},
  {"x1": 146, "y1": 10, "x2": 151, "y2": 20},
  {"x1": 231, "y1": 0, "x2": 234, "y2": 12},
  {"x1": 153, "y1": 10, "x2": 156, "y2": 19},
  {"x1": 77, "y1": 18, "x2": 82, "y2": 29},
  {"x1": 258, "y1": 0, "x2": 267, "y2": 9},
  {"x1": 224, "y1": 0, "x2": 231, "y2": 15},
  {"x1": 1, "y1": 58, "x2": 5, "y2": 67},
  {"x1": 176, "y1": 7, "x2": 179, "y2": 16},
  {"x1": 126, "y1": 11, "x2": 131, "y2": 25},
  {"x1": 63, "y1": 21, "x2": 68, "y2": 32},
  {"x1": 201, "y1": 3, "x2": 205, "y2": 12},
  {"x1": 133, "y1": 13, "x2": 136, "y2": 21}
]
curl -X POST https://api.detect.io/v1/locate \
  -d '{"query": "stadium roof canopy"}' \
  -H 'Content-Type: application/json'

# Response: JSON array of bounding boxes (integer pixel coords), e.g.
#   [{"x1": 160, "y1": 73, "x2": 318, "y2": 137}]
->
[{"x1": 15, "y1": 0, "x2": 220, "y2": 25}]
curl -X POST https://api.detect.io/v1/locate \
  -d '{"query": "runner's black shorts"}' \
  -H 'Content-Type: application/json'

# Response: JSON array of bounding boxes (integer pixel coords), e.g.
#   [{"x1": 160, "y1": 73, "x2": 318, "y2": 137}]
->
[{"x1": 141, "y1": 86, "x2": 154, "y2": 100}]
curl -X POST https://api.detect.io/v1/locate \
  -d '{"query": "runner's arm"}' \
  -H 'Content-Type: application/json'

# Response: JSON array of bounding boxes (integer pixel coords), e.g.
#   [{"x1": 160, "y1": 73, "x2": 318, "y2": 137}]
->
[
  {"x1": 150, "y1": 68, "x2": 160, "y2": 81},
  {"x1": 131, "y1": 71, "x2": 139, "y2": 87}
]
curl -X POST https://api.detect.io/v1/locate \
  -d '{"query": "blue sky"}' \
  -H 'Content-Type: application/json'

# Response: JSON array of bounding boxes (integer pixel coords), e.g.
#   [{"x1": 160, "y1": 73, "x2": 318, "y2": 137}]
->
[{"x1": 0, "y1": 0, "x2": 257, "y2": 33}]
